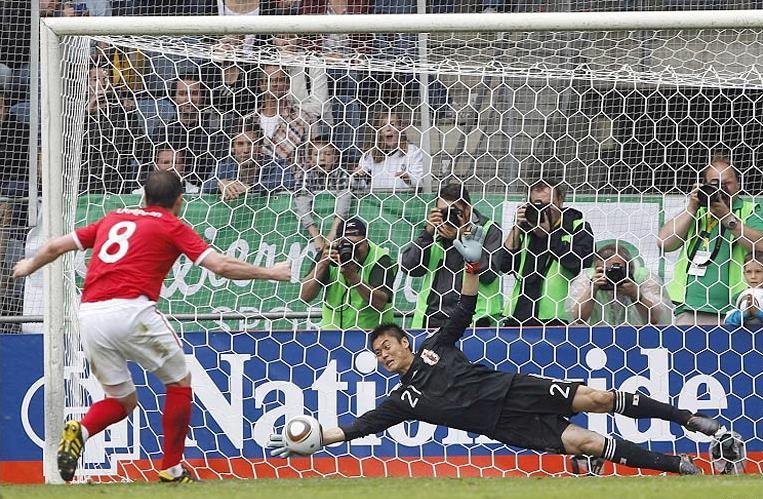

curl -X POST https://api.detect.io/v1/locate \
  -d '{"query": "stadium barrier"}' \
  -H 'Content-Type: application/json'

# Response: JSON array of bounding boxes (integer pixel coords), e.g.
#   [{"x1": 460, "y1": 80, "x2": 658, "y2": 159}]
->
[{"x1": 1, "y1": 325, "x2": 760, "y2": 482}]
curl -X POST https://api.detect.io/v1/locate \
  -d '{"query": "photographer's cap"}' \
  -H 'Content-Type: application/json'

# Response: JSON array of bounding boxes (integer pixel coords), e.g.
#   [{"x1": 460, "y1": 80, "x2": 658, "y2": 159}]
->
[{"x1": 338, "y1": 218, "x2": 367, "y2": 237}]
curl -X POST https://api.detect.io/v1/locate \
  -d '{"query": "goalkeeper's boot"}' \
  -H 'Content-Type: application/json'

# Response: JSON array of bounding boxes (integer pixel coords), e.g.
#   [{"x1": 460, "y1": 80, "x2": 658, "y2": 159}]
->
[
  {"x1": 678, "y1": 454, "x2": 703, "y2": 475},
  {"x1": 158, "y1": 466, "x2": 198, "y2": 483},
  {"x1": 57, "y1": 420, "x2": 84, "y2": 482},
  {"x1": 686, "y1": 413, "x2": 721, "y2": 437}
]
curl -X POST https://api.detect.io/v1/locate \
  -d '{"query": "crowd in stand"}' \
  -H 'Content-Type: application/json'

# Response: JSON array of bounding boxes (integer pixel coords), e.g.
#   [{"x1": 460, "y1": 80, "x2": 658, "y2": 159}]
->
[{"x1": 0, "y1": 0, "x2": 761, "y2": 332}]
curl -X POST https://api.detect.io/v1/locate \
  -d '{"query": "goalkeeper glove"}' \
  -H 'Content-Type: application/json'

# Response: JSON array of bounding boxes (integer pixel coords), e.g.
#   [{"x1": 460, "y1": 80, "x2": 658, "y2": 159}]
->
[
  {"x1": 267, "y1": 433, "x2": 292, "y2": 458},
  {"x1": 453, "y1": 225, "x2": 486, "y2": 273}
]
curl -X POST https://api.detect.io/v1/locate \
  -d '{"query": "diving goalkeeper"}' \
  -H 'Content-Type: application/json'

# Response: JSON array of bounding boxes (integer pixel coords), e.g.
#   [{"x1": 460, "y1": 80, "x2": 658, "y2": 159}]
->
[{"x1": 269, "y1": 226, "x2": 719, "y2": 475}]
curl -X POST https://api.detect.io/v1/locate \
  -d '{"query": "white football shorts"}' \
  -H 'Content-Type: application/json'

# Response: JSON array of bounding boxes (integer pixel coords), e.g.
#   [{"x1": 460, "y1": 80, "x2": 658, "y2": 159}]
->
[{"x1": 79, "y1": 296, "x2": 189, "y2": 395}]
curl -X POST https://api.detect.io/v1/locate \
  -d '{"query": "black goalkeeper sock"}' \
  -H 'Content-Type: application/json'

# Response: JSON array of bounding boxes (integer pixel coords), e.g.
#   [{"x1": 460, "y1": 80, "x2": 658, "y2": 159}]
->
[
  {"x1": 602, "y1": 437, "x2": 681, "y2": 473},
  {"x1": 611, "y1": 391, "x2": 692, "y2": 425}
]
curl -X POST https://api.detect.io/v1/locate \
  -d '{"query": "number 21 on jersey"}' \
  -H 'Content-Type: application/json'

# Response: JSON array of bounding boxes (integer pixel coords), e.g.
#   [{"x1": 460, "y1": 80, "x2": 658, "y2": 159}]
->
[
  {"x1": 402, "y1": 385, "x2": 422, "y2": 408},
  {"x1": 98, "y1": 221, "x2": 137, "y2": 263}
]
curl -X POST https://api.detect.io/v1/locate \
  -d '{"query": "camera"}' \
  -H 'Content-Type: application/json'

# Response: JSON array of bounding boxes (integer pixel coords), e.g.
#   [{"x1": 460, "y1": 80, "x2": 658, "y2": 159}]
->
[
  {"x1": 522, "y1": 201, "x2": 548, "y2": 230},
  {"x1": 440, "y1": 206, "x2": 463, "y2": 228},
  {"x1": 330, "y1": 239, "x2": 355, "y2": 266},
  {"x1": 697, "y1": 179, "x2": 722, "y2": 206},
  {"x1": 600, "y1": 263, "x2": 627, "y2": 290}
]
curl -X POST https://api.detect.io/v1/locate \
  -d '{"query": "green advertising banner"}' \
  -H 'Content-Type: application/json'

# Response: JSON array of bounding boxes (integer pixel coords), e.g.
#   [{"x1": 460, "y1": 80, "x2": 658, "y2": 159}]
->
[{"x1": 75, "y1": 193, "x2": 506, "y2": 331}]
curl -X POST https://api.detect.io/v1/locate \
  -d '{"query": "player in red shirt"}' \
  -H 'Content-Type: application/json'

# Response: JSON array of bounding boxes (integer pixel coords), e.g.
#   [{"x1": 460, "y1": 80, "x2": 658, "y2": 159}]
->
[{"x1": 14, "y1": 171, "x2": 292, "y2": 483}]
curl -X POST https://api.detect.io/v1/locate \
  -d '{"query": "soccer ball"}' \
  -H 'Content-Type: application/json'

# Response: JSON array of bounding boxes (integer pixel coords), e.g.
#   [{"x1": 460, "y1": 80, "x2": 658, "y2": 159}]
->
[
  {"x1": 283, "y1": 415, "x2": 323, "y2": 456},
  {"x1": 734, "y1": 287, "x2": 763, "y2": 311}
]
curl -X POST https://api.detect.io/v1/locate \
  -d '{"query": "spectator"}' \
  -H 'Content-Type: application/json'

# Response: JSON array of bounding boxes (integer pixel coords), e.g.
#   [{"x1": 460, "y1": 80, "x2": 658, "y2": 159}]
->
[
  {"x1": 40, "y1": 0, "x2": 62, "y2": 17},
  {"x1": 0, "y1": 91, "x2": 30, "y2": 332},
  {"x1": 352, "y1": 107, "x2": 426, "y2": 193},
  {"x1": 210, "y1": 0, "x2": 267, "y2": 126},
  {"x1": 218, "y1": 0, "x2": 260, "y2": 15},
  {"x1": 82, "y1": 65, "x2": 143, "y2": 194},
  {"x1": 300, "y1": 218, "x2": 396, "y2": 329},
  {"x1": 0, "y1": 0, "x2": 31, "y2": 72},
  {"x1": 257, "y1": 64, "x2": 326, "y2": 168},
  {"x1": 202, "y1": 126, "x2": 294, "y2": 198},
  {"x1": 724, "y1": 253, "x2": 763, "y2": 327},
  {"x1": 111, "y1": 0, "x2": 217, "y2": 16},
  {"x1": 162, "y1": 74, "x2": 226, "y2": 188},
  {"x1": 502, "y1": 177, "x2": 594, "y2": 326},
  {"x1": 211, "y1": 57, "x2": 260, "y2": 132},
  {"x1": 401, "y1": 183, "x2": 504, "y2": 328},
  {"x1": 293, "y1": 136, "x2": 351, "y2": 252},
  {"x1": 566, "y1": 243, "x2": 671, "y2": 326},
  {"x1": 372, "y1": 0, "x2": 452, "y2": 120},
  {"x1": 133, "y1": 144, "x2": 200, "y2": 194},
  {"x1": 299, "y1": 0, "x2": 373, "y2": 163},
  {"x1": 61, "y1": 1, "x2": 91, "y2": 16},
  {"x1": 658, "y1": 156, "x2": 763, "y2": 326}
]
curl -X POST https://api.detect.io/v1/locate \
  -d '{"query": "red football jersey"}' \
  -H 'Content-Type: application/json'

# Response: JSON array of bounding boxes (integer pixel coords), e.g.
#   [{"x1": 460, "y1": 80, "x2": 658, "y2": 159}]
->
[{"x1": 73, "y1": 206, "x2": 211, "y2": 303}]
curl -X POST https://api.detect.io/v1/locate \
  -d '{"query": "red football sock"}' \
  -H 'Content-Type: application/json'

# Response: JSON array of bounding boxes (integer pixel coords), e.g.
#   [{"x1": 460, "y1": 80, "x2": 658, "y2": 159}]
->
[
  {"x1": 80, "y1": 398, "x2": 129, "y2": 437},
  {"x1": 161, "y1": 386, "x2": 193, "y2": 470}
]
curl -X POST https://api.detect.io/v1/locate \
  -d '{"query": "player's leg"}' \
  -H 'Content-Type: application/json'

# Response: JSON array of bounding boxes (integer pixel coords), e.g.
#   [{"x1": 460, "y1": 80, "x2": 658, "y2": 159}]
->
[
  {"x1": 127, "y1": 304, "x2": 196, "y2": 482},
  {"x1": 60, "y1": 306, "x2": 137, "y2": 481},
  {"x1": 155, "y1": 358, "x2": 195, "y2": 483},
  {"x1": 561, "y1": 423, "x2": 701, "y2": 475},
  {"x1": 571, "y1": 385, "x2": 720, "y2": 436}
]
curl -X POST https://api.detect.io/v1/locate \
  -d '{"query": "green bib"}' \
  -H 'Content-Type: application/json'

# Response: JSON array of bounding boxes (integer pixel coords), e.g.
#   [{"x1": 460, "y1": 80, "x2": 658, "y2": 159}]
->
[
  {"x1": 411, "y1": 220, "x2": 503, "y2": 328},
  {"x1": 503, "y1": 218, "x2": 585, "y2": 321},
  {"x1": 322, "y1": 241, "x2": 394, "y2": 329},
  {"x1": 666, "y1": 200, "x2": 755, "y2": 313}
]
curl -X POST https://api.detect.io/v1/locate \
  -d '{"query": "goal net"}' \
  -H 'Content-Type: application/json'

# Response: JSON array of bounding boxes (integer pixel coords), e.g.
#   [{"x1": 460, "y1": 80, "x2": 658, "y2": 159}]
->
[{"x1": 42, "y1": 11, "x2": 761, "y2": 482}]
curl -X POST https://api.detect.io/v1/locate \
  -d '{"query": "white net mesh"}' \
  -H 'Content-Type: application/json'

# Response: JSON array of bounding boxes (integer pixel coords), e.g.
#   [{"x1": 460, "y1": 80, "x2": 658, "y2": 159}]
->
[{"x1": 46, "y1": 12, "x2": 762, "y2": 481}]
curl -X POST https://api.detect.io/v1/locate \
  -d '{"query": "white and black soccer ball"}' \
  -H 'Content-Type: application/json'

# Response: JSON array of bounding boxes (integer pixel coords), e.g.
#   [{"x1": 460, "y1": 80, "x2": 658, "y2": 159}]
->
[
  {"x1": 735, "y1": 287, "x2": 763, "y2": 311},
  {"x1": 282, "y1": 415, "x2": 323, "y2": 456}
]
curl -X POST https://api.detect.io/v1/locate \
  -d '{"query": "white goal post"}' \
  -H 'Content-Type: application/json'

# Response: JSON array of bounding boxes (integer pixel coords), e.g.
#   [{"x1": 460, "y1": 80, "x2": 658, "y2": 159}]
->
[{"x1": 39, "y1": 11, "x2": 763, "y2": 483}]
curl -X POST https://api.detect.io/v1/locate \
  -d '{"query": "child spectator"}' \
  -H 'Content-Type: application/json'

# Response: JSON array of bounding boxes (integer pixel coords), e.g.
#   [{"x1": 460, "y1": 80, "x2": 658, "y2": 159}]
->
[
  {"x1": 133, "y1": 143, "x2": 200, "y2": 194},
  {"x1": 725, "y1": 253, "x2": 763, "y2": 327},
  {"x1": 202, "y1": 125, "x2": 294, "y2": 199},
  {"x1": 293, "y1": 136, "x2": 351, "y2": 252},
  {"x1": 353, "y1": 107, "x2": 426, "y2": 193}
]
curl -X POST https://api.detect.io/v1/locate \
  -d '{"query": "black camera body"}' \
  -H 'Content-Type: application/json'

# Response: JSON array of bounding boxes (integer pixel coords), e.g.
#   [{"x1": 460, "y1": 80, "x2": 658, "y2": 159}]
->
[
  {"x1": 440, "y1": 206, "x2": 463, "y2": 228},
  {"x1": 697, "y1": 179, "x2": 722, "y2": 206},
  {"x1": 600, "y1": 263, "x2": 628, "y2": 290},
  {"x1": 522, "y1": 201, "x2": 548, "y2": 230},
  {"x1": 330, "y1": 239, "x2": 355, "y2": 266}
]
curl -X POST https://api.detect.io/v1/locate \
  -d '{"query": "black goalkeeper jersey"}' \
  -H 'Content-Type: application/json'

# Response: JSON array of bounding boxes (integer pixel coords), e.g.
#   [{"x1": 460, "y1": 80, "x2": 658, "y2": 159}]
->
[{"x1": 340, "y1": 295, "x2": 514, "y2": 441}]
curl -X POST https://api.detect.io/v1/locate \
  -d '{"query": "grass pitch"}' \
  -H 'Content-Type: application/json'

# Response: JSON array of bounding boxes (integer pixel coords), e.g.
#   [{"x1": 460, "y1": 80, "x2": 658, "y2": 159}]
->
[{"x1": 1, "y1": 476, "x2": 761, "y2": 499}]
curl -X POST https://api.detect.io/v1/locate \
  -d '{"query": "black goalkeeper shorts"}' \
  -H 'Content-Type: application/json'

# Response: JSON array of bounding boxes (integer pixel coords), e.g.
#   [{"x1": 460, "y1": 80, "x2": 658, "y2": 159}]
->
[{"x1": 489, "y1": 373, "x2": 581, "y2": 454}]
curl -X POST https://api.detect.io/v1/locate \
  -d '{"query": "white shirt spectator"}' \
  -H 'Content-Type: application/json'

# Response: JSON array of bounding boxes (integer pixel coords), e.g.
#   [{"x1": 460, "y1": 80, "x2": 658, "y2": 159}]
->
[
  {"x1": 357, "y1": 143, "x2": 425, "y2": 193},
  {"x1": 565, "y1": 266, "x2": 672, "y2": 326}
]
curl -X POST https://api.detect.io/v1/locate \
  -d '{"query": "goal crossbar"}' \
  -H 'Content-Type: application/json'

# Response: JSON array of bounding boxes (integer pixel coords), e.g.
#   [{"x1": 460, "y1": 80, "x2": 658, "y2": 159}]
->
[{"x1": 41, "y1": 10, "x2": 763, "y2": 37}]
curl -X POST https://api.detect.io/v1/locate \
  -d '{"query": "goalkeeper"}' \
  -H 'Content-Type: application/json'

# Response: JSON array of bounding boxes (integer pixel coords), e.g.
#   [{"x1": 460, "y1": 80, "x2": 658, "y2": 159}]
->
[{"x1": 270, "y1": 226, "x2": 719, "y2": 475}]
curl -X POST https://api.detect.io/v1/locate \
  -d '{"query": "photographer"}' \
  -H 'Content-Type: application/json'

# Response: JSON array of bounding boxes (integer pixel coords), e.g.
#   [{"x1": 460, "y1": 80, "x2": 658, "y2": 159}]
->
[
  {"x1": 502, "y1": 177, "x2": 594, "y2": 326},
  {"x1": 300, "y1": 218, "x2": 396, "y2": 329},
  {"x1": 401, "y1": 183, "x2": 504, "y2": 328},
  {"x1": 566, "y1": 244, "x2": 671, "y2": 326},
  {"x1": 658, "y1": 156, "x2": 763, "y2": 326}
]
